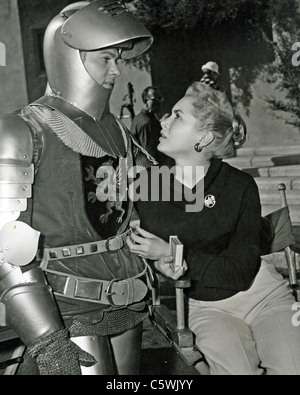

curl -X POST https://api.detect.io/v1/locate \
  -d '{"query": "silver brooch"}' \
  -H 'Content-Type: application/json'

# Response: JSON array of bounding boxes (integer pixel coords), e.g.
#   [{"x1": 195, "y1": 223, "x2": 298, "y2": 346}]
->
[{"x1": 204, "y1": 194, "x2": 216, "y2": 208}]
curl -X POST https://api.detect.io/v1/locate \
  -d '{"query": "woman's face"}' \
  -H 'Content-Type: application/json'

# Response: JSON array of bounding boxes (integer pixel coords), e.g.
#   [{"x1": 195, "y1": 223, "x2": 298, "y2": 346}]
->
[
  {"x1": 83, "y1": 48, "x2": 121, "y2": 89},
  {"x1": 158, "y1": 95, "x2": 200, "y2": 160}
]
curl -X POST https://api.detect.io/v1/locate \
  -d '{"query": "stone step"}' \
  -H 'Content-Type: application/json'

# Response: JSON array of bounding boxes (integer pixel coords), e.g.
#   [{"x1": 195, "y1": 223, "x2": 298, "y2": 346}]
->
[
  {"x1": 237, "y1": 145, "x2": 300, "y2": 157},
  {"x1": 255, "y1": 176, "x2": 300, "y2": 190},
  {"x1": 225, "y1": 153, "x2": 300, "y2": 170},
  {"x1": 259, "y1": 189, "x2": 300, "y2": 205},
  {"x1": 243, "y1": 164, "x2": 300, "y2": 178},
  {"x1": 268, "y1": 165, "x2": 300, "y2": 177}
]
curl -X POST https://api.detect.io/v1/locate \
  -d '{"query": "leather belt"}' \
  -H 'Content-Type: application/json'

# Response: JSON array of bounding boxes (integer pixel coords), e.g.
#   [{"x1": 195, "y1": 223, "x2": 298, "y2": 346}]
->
[
  {"x1": 39, "y1": 230, "x2": 154, "y2": 307},
  {"x1": 45, "y1": 267, "x2": 149, "y2": 307},
  {"x1": 40, "y1": 230, "x2": 131, "y2": 270}
]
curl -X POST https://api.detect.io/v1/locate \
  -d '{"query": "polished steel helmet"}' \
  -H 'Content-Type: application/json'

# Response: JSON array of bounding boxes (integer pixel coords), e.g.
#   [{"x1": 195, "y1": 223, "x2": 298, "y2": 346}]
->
[{"x1": 43, "y1": 0, "x2": 153, "y2": 120}]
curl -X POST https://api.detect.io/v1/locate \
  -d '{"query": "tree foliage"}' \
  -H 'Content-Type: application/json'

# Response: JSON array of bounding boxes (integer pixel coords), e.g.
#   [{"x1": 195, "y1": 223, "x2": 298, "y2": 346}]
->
[
  {"x1": 261, "y1": 1, "x2": 300, "y2": 129},
  {"x1": 126, "y1": 0, "x2": 300, "y2": 130},
  {"x1": 127, "y1": 0, "x2": 267, "y2": 32}
]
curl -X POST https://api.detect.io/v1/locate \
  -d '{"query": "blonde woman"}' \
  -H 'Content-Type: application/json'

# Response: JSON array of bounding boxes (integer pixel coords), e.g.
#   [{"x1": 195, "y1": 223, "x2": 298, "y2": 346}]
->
[{"x1": 127, "y1": 82, "x2": 300, "y2": 375}]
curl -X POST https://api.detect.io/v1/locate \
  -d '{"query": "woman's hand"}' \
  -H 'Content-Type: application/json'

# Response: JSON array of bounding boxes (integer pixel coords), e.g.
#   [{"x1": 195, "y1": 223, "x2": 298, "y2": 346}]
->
[
  {"x1": 154, "y1": 256, "x2": 188, "y2": 280},
  {"x1": 126, "y1": 225, "x2": 169, "y2": 260},
  {"x1": 126, "y1": 225, "x2": 188, "y2": 280}
]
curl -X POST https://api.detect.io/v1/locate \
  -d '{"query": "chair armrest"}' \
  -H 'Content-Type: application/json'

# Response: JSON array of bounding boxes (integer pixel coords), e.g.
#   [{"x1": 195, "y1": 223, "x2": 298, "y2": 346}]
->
[
  {"x1": 174, "y1": 278, "x2": 191, "y2": 289},
  {"x1": 162, "y1": 273, "x2": 191, "y2": 289}
]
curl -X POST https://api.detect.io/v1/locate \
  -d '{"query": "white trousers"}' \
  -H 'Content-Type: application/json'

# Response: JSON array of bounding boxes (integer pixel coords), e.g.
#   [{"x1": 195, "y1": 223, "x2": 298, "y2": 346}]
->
[{"x1": 187, "y1": 260, "x2": 300, "y2": 375}]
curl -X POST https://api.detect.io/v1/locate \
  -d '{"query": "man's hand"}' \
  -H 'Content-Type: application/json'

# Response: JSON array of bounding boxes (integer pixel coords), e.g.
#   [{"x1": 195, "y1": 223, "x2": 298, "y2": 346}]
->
[{"x1": 28, "y1": 329, "x2": 96, "y2": 375}]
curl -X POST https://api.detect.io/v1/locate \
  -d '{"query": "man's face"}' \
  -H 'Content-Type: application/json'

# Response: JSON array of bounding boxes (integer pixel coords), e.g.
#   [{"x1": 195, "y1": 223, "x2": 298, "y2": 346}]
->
[
  {"x1": 83, "y1": 48, "x2": 121, "y2": 89},
  {"x1": 146, "y1": 88, "x2": 163, "y2": 113},
  {"x1": 202, "y1": 69, "x2": 218, "y2": 82}
]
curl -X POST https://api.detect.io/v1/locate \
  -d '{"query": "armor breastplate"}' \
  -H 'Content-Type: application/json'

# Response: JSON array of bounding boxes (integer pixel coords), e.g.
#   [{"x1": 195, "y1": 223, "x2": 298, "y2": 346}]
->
[
  {"x1": 22, "y1": 105, "x2": 132, "y2": 244},
  {"x1": 18, "y1": 106, "x2": 142, "y2": 284}
]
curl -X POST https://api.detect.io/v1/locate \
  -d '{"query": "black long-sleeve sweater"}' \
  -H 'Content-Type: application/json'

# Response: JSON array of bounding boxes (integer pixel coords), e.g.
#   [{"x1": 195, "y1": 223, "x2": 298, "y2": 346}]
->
[{"x1": 135, "y1": 159, "x2": 262, "y2": 301}]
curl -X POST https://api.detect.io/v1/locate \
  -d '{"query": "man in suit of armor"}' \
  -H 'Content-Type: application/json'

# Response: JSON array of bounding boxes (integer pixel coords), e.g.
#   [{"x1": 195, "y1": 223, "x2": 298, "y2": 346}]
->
[{"x1": 0, "y1": 0, "x2": 156, "y2": 375}]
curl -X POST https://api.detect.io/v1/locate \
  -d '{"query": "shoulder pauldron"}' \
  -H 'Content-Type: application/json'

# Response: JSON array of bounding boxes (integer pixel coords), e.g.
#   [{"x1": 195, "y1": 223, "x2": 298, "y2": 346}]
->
[
  {"x1": 0, "y1": 114, "x2": 34, "y2": 208},
  {"x1": 0, "y1": 114, "x2": 33, "y2": 166}
]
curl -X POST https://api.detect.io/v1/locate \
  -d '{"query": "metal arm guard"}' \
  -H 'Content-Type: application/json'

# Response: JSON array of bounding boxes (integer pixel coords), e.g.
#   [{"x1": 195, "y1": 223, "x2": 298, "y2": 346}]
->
[
  {"x1": 0, "y1": 221, "x2": 64, "y2": 346},
  {"x1": 0, "y1": 115, "x2": 64, "y2": 347},
  {"x1": 0, "y1": 223, "x2": 94, "y2": 375},
  {"x1": 0, "y1": 268, "x2": 64, "y2": 346}
]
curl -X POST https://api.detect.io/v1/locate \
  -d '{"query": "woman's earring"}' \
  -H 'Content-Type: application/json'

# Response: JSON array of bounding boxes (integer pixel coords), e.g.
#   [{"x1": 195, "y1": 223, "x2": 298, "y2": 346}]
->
[{"x1": 194, "y1": 142, "x2": 203, "y2": 153}]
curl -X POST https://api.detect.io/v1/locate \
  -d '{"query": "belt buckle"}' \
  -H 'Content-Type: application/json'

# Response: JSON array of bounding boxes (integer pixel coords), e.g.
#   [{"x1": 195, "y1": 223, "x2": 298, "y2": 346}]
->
[
  {"x1": 106, "y1": 278, "x2": 123, "y2": 306},
  {"x1": 105, "y1": 231, "x2": 129, "y2": 253},
  {"x1": 105, "y1": 236, "x2": 118, "y2": 253}
]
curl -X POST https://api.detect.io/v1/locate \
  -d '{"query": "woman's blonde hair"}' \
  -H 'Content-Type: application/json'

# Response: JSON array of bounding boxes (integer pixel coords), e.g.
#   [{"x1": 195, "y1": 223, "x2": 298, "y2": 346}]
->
[{"x1": 186, "y1": 82, "x2": 247, "y2": 158}]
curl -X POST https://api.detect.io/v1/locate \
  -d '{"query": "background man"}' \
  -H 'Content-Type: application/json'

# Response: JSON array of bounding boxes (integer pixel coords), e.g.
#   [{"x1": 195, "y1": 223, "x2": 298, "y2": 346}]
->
[
  {"x1": 200, "y1": 61, "x2": 220, "y2": 90},
  {"x1": 131, "y1": 86, "x2": 168, "y2": 164}
]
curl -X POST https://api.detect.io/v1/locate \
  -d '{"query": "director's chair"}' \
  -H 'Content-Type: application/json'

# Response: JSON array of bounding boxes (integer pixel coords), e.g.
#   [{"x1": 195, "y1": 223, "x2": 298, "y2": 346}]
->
[{"x1": 148, "y1": 183, "x2": 300, "y2": 375}]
